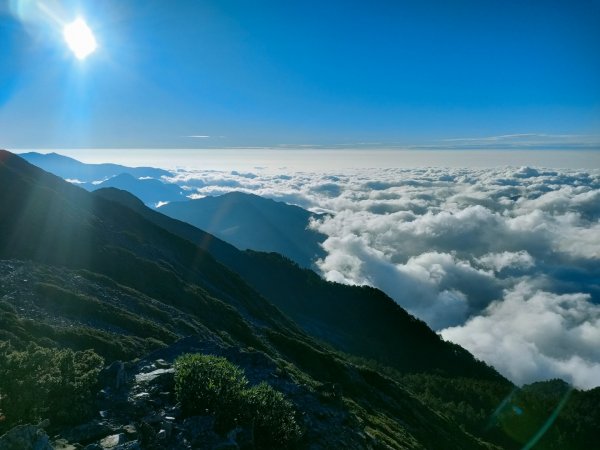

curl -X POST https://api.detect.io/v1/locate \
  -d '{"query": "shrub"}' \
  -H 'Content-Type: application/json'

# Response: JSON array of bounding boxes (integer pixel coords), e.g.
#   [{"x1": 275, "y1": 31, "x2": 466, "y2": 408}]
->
[
  {"x1": 174, "y1": 353, "x2": 302, "y2": 448},
  {"x1": 243, "y1": 382, "x2": 302, "y2": 448},
  {"x1": 0, "y1": 343, "x2": 103, "y2": 432},
  {"x1": 174, "y1": 354, "x2": 248, "y2": 428}
]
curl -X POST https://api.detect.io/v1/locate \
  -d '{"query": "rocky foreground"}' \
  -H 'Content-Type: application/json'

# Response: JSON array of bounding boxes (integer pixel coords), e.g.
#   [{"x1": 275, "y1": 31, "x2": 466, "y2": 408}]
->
[{"x1": 0, "y1": 336, "x2": 370, "y2": 450}]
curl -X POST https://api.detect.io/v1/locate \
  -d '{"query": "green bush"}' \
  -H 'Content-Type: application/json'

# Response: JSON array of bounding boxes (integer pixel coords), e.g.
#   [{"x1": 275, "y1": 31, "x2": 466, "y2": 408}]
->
[
  {"x1": 174, "y1": 354, "x2": 248, "y2": 428},
  {"x1": 0, "y1": 343, "x2": 103, "y2": 432},
  {"x1": 174, "y1": 353, "x2": 302, "y2": 448},
  {"x1": 243, "y1": 382, "x2": 302, "y2": 448}
]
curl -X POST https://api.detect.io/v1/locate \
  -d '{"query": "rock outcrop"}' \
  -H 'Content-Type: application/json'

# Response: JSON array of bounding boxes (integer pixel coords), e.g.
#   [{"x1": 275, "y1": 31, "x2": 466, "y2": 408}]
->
[
  {"x1": 0, "y1": 424, "x2": 53, "y2": 450},
  {"x1": 5, "y1": 336, "x2": 370, "y2": 450}
]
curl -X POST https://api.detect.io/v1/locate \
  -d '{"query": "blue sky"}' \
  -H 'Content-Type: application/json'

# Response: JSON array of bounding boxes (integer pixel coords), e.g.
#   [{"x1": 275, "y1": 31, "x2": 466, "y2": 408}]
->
[{"x1": 0, "y1": 0, "x2": 599, "y2": 148}]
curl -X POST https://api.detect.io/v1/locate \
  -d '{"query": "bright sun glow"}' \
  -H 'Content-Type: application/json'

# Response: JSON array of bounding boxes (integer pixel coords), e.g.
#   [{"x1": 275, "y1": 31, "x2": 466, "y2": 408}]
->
[{"x1": 63, "y1": 18, "x2": 97, "y2": 60}]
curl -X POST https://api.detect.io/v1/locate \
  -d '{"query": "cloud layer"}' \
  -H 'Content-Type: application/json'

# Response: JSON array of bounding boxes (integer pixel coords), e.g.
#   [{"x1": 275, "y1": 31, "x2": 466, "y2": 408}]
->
[{"x1": 166, "y1": 165, "x2": 600, "y2": 388}]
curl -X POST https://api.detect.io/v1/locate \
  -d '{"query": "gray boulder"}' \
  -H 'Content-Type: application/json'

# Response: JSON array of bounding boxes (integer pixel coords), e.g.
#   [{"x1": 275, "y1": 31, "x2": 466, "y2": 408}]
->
[{"x1": 0, "y1": 424, "x2": 52, "y2": 450}]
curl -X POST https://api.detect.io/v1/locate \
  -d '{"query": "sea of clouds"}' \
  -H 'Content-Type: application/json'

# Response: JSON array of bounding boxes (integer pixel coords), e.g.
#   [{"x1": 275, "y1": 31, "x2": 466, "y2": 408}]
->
[{"x1": 165, "y1": 165, "x2": 600, "y2": 389}]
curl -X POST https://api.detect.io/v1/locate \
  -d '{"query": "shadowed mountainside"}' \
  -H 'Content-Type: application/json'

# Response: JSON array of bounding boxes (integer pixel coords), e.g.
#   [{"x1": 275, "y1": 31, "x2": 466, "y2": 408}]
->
[
  {"x1": 96, "y1": 187, "x2": 503, "y2": 381},
  {"x1": 159, "y1": 192, "x2": 327, "y2": 268}
]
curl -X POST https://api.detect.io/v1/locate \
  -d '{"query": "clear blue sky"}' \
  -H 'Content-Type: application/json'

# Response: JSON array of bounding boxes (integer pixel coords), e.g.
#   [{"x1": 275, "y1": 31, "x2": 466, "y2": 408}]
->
[{"x1": 1, "y1": 0, "x2": 599, "y2": 148}]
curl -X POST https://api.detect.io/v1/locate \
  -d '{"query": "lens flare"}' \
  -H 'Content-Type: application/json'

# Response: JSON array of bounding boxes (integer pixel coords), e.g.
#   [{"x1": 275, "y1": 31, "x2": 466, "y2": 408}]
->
[{"x1": 63, "y1": 18, "x2": 97, "y2": 60}]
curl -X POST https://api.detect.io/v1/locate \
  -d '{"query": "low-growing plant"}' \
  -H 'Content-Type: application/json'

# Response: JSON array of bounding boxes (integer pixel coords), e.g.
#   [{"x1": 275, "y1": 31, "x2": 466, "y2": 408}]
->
[
  {"x1": 243, "y1": 382, "x2": 302, "y2": 448},
  {"x1": 0, "y1": 342, "x2": 103, "y2": 432},
  {"x1": 174, "y1": 353, "x2": 248, "y2": 428},
  {"x1": 174, "y1": 353, "x2": 302, "y2": 448}
]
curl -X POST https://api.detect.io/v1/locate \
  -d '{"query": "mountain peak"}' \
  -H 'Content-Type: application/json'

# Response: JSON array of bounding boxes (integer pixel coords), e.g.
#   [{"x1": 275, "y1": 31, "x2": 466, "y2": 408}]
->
[
  {"x1": 160, "y1": 190, "x2": 326, "y2": 268},
  {"x1": 94, "y1": 187, "x2": 146, "y2": 209}
]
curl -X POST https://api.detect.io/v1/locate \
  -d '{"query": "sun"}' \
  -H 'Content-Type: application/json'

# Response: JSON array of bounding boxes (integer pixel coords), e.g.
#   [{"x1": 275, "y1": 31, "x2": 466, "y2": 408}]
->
[{"x1": 63, "y1": 18, "x2": 97, "y2": 60}]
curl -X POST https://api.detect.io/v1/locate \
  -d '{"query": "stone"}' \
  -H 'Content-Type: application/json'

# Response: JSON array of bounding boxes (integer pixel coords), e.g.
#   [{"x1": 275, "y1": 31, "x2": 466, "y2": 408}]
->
[
  {"x1": 132, "y1": 392, "x2": 149, "y2": 400},
  {"x1": 0, "y1": 424, "x2": 52, "y2": 450},
  {"x1": 134, "y1": 368, "x2": 175, "y2": 390},
  {"x1": 52, "y1": 438, "x2": 77, "y2": 450},
  {"x1": 99, "y1": 433, "x2": 126, "y2": 449},
  {"x1": 62, "y1": 421, "x2": 112, "y2": 444},
  {"x1": 113, "y1": 442, "x2": 140, "y2": 450},
  {"x1": 83, "y1": 445, "x2": 102, "y2": 450},
  {"x1": 154, "y1": 359, "x2": 170, "y2": 368},
  {"x1": 122, "y1": 425, "x2": 137, "y2": 438}
]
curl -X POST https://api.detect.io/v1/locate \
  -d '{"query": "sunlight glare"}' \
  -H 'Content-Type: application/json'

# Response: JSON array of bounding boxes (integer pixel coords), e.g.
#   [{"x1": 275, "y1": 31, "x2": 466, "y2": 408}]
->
[{"x1": 63, "y1": 18, "x2": 97, "y2": 60}]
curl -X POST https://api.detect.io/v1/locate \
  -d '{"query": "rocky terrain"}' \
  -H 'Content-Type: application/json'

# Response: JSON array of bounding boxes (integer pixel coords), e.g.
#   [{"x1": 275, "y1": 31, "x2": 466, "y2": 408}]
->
[
  {"x1": 0, "y1": 334, "x2": 445, "y2": 450},
  {"x1": 0, "y1": 258, "x2": 495, "y2": 450}
]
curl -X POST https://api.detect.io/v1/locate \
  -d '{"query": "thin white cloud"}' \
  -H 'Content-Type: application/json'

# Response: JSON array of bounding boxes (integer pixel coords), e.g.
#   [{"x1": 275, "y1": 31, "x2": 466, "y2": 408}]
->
[{"x1": 440, "y1": 133, "x2": 591, "y2": 142}]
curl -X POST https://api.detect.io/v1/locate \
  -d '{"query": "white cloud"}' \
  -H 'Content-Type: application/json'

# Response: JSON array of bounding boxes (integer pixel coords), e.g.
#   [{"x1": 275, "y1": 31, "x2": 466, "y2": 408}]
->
[
  {"x1": 433, "y1": 134, "x2": 600, "y2": 151},
  {"x1": 164, "y1": 164, "x2": 600, "y2": 388},
  {"x1": 477, "y1": 251, "x2": 534, "y2": 272},
  {"x1": 441, "y1": 282, "x2": 600, "y2": 389}
]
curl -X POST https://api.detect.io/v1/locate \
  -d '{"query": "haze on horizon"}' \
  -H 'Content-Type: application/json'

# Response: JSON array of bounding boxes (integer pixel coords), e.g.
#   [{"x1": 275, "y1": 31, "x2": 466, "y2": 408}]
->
[{"x1": 16, "y1": 147, "x2": 600, "y2": 172}]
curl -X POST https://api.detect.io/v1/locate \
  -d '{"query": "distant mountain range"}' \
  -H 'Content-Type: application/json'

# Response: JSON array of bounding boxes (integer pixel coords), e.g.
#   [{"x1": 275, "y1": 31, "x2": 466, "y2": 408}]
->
[
  {"x1": 3, "y1": 150, "x2": 597, "y2": 449},
  {"x1": 93, "y1": 173, "x2": 186, "y2": 207},
  {"x1": 159, "y1": 192, "x2": 327, "y2": 268},
  {"x1": 19, "y1": 152, "x2": 185, "y2": 207},
  {"x1": 20, "y1": 152, "x2": 170, "y2": 181},
  {"x1": 20, "y1": 152, "x2": 326, "y2": 268}
]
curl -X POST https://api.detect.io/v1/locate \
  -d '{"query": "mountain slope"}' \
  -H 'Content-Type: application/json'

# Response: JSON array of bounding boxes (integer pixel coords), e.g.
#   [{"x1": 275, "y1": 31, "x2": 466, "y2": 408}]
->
[
  {"x1": 96, "y1": 187, "x2": 504, "y2": 381},
  {"x1": 159, "y1": 192, "x2": 326, "y2": 268},
  {"x1": 1, "y1": 150, "x2": 298, "y2": 346},
  {"x1": 0, "y1": 150, "x2": 495, "y2": 449}
]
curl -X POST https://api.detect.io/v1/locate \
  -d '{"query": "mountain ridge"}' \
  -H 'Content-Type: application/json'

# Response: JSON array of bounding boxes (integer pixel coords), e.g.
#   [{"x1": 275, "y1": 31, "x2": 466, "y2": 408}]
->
[
  {"x1": 159, "y1": 191, "x2": 327, "y2": 268},
  {"x1": 19, "y1": 151, "x2": 170, "y2": 182}
]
